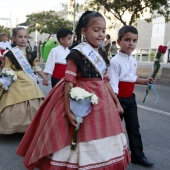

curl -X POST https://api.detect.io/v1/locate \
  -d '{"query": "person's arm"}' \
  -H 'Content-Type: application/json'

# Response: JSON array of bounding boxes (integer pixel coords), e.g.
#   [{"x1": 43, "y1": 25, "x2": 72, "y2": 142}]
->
[
  {"x1": 108, "y1": 61, "x2": 119, "y2": 95},
  {"x1": 7, "y1": 42, "x2": 12, "y2": 49},
  {"x1": 41, "y1": 48, "x2": 57, "y2": 85},
  {"x1": 36, "y1": 70, "x2": 48, "y2": 86},
  {"x1": 136, "y1": 77, "x2": 155, "y2": 85},
  {"x1": 64, "y1": 57, "x2": 78, "y2": 127},
  {"x1": 43, "y1": 72, "x2": 48, "y2": 82},
  {"x1": 43, "y1": 48, "x2": 56, "y2": 75},
  {"x1": 32, "y1": 56, "x2": 48, "y2": 86},
  {"x1": 107, "y1": 61, "x2": 124, "y2": 114},
  {"x1": 105, "y1": 81, "x2": 123, "y2": 114},
  {"x1": 64, "y1": 82, "x2": 77, "y2": 126}
]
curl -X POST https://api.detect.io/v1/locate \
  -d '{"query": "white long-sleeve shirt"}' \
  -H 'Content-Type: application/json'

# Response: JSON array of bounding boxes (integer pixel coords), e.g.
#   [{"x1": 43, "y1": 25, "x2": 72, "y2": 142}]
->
[
  {"x1": 44, "y1": 45, "x2": 70, "y2": 75},
  {"x1": 0, "y1": 41, "x2": 11, "y2": 50},
  {"x1": 108, "y1": 51, "x2": 138, "y2": 94}
]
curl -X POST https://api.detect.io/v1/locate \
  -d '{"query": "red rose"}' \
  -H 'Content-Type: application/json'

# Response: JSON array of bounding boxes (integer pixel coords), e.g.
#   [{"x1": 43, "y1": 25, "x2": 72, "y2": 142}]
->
[{"x1": 158, "y1": 45, "x2": 167, "y2": 53}]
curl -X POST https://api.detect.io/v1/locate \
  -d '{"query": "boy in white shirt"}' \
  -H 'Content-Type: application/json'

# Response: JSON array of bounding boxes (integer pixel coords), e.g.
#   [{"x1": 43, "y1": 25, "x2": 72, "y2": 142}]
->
[
  {"x1": 44, "y1": 28, "x2": 73, "y2": 87},
  {"x1": 108, "y1": 25, "x2": 154, "y2": 167},
  {"x1": 0, "y1": 32, "x2": 11, "y2": 50},
  {"x1": 0, "y1": 32, "x2": 12, "y2": 71}
]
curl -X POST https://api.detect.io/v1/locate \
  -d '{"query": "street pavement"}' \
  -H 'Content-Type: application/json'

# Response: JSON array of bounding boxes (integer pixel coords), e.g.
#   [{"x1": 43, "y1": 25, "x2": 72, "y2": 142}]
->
[{"x1": 137, "y1": 62, "x2": 170, "y2": 68}]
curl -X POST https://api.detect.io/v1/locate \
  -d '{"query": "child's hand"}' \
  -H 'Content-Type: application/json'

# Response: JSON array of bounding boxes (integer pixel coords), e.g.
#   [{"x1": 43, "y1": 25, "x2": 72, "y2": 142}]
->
[
  {"x1": 146, "y1": 77, "x2": 155, "y2": 84},
  {"x1": 116, "y1": 103, "x2": 124, "y2": 115},
  {"x1": 66, "y1": 112, "x2": 77, "y2": 127},
  {"x1": 42, "y1": 78, "x2": 48, "y2": 86}
]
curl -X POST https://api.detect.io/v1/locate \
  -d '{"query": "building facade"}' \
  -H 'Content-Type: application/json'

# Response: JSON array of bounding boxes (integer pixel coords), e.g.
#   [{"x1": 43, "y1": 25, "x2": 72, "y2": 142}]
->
[{"x1": 136, "y1": 17, "x2": 170, "y2": 63}]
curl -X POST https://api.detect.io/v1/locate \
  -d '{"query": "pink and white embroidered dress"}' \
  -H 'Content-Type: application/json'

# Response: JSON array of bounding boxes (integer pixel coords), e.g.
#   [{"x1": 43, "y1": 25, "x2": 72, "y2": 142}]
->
[{"x1": 17, "y1": 46, "x2": 130, "y2": 170}]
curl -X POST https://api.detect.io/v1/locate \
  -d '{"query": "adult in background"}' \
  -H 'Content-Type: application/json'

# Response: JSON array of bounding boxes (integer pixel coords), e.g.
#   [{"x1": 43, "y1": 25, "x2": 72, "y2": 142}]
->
[
  {"x1": 37, "y1": 40, "x2": 42, "y2": 61},
  {"x1": 109, "y1": 41, "x2": 118, "y2": 58},
  {"x1": 104, "y1": 34, "x2": 111, "y2": 57}
]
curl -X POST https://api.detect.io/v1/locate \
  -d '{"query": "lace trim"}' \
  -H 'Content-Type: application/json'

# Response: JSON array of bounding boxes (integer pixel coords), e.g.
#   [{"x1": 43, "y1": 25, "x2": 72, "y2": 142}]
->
[
  {"x1": 65, "y1": 70, "x2": 77, "y2": 76},
  {"x1": 50, "y1": 156, "x2": 124, "y2": 169}
]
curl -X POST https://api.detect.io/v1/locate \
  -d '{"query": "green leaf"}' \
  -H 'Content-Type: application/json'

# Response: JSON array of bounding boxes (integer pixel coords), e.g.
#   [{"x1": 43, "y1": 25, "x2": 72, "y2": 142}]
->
[{"x1": 81, "y1": 0, "x2": 170, "y2": 26}]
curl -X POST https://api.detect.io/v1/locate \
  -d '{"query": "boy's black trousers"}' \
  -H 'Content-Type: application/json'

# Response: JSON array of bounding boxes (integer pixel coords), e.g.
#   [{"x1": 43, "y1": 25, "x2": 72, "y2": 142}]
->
[{"x1": 118, "y1": 93, "x2": 145, "y2": 159}]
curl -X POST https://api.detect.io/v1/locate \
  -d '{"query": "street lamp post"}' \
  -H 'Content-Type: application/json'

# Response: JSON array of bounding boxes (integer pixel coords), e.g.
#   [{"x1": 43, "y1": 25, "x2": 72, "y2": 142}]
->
[
  {"x1": 10, "y1": 13, "x2": 12, "y2": 37},
  {"x1": 73, "y1": 0, "x2": 76, "y2": 41}
]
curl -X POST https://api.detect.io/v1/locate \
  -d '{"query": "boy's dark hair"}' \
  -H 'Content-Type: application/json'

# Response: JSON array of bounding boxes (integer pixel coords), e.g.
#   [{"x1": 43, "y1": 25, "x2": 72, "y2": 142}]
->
[
  {"x1": 57, "y1": 28, "x2": 73, "y2": 42},
  {"x1": 112, "y1": 41, "x2": 116, "y2": 44},
  {"x1": 118, "y1": 25, "x2": 138, "y2": 40}
]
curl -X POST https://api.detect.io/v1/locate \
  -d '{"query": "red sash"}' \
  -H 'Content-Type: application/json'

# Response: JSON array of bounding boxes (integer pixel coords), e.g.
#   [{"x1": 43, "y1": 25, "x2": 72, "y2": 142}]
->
[
  {"x1": 0, "y1": 49, "x2": 5, "y2": 55},
  {"x1": 52, "y1": 64, "x2": 66, "y2": 79},
  {"x1": 118, "y1": 82, "x2": 135, "y2": 97},
  {"x1": 0, "y1": 49, "x2": 5, "y2": 66}
]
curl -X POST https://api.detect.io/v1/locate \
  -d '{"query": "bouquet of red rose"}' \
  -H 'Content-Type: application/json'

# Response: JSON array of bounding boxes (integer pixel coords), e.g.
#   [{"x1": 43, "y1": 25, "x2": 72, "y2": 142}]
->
[{"x1": 142, "y1": 45, "x2": 167, "y2": 103}]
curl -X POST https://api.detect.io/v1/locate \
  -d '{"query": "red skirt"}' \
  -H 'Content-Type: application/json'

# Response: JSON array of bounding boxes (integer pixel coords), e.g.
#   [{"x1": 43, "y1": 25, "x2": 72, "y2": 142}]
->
[{"x1": 16, "y1": 78, "x2": 130, "y2": 169}]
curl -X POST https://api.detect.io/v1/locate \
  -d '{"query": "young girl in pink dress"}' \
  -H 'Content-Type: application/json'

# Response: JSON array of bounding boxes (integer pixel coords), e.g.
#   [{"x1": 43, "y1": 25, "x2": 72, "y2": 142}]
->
[{"x1": 17, "y1": 11, "x2": 131, "y2": 170}]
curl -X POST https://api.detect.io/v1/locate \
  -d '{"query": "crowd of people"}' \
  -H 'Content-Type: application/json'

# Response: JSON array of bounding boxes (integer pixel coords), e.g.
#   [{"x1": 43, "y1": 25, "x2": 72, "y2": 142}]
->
[{"x1": 0, "y1": 10, "x2": 155, "y2": 170}]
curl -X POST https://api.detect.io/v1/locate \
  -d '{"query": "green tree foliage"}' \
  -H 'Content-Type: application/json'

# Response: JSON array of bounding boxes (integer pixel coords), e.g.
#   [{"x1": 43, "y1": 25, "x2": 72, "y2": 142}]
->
[
  {"x1": 25, "y1": 10, "x2": 73, "y2": 37},
  {"x1": 82, "y1": 0, "x2": 170, "y2": 26},
  {"x1": 62, "y1": 2, "x2": 81, "y2": 16}
]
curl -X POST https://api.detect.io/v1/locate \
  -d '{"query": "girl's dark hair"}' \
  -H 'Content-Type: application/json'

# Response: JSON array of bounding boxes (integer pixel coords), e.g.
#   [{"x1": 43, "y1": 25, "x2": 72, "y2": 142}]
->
[
  {"x1": 5, "y1": 27, "x2": 37, "y2": 69},
  {"x1": 73, "y1": 11, "x2": 104, "y2": 46},
  {"x1": 118, "y1": 25, "x2": 138, "y2": 40}
]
